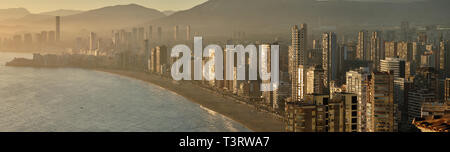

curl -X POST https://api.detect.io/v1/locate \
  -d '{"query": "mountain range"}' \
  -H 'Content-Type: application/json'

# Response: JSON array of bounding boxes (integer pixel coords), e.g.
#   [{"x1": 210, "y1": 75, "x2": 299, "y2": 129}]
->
[
  {"x1": 148, "y1": 0, "x2": 450, "y2": 36},
  {"x1": 0, "y1": 8, "x2": 30, "y2": 21},
  {"x1": 0, "y1": 4, "x2": 166, "y2": 35},
  {"x1": 39, "y1": 9, "x2": 84, "y2": 16},
  {"x1": 1, "y1": 0, "x2": 450, "y2": 38}
]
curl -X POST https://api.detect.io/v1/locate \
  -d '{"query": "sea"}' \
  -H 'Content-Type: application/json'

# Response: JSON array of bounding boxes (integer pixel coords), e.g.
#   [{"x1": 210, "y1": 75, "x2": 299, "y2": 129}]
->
[{"x1": 0, "y1": 52, "x2": 250, "y2": 132}]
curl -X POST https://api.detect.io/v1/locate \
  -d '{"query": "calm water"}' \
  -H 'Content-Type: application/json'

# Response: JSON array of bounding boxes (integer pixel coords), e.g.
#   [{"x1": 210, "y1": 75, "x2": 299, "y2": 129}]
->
[{"x1": 0, "y1": 52, "x2": 250, "y2": 132}]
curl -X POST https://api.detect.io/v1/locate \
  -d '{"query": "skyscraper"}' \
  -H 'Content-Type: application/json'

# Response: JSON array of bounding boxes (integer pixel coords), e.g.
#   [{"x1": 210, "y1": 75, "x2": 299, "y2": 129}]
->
[
  {"x1": 156, "y1": 45, "x2": 168, "y2": 74},
  {"x1": 132, "y1": 27, "x2": 138, "y2": 47},
  {"x1": 440, "y1": 40, "x2": 450, "y2": 77},
  {"x1": 380, "y1": 58, "x2": 406, "y2": 128},
  {"x1": 56, "y1": 16, "x2": 60, "y2": 42},
  {"x1": 335, "y1": 93, "x2": 358, "y2": 132},
  {"x1": 286, "y1": 93, "x2": 348, "y2": 132},
  {"x1": 148, "y1": 25, "x2": 153, "y2": 40},
  {"x1": 408, "y1": 89, "x2": 436, "y2": 126},
  {"x1": 370, "y1": 31, "x2": 383, "y2": 70},
  {"x1": 291, "y1": 24, "x2": 307, "y2": 102},
  {"x1": 186, "y1": 25, "x2": 191, "y2": 41},
  {"x1": 400, "y1": 21, "x2": 410, "y2": 41},
  {"x1": 444, "y1": 78, "x2": 450, "y2": 102},
  {"x1": 357, "y1": 30, "x2": 369, "y2": 61},
  {"x1": 397, "y1": 41, "x2": 413, "y2": 62},
  {"x1": 89, "y1": 32, "x2": 97, "y2": 51},
  {"x1": 174, "y1": 25, "x2": 179, "y2": 41},
  {"x1": 138, "y1": 27, "x2": 145, "y2": 44},
  {"x1": 149, "y1": 48, "x2": 157, "y2": 72},
  {"x1": 385, "y1": 41, "x2": 398, "y2": 58},
  {"x1": 144, "y1": 39, "x2": 150, "y2": 71},
  {"x1": 157, "y1": 27, "x2": 162, "y2": 42},
  {"x1": 368, "y1": 72, "x2": 395, "y2": 132},
  {"x1": 40, "y1": 31, "x2": 48, "y2": 45},
  {"x1": 380, "y1": 57, "x2": 406, "y2": 79},
  {"x1": 306, "y1": 65, "x2": 325, "y2": 94},
  {"x1": 346, "y1": 67, "x2": 371, "y2": 132},
  {"x1": 322, "y1": 32, "x2": 338, "y2": 89},
  {"x1": 23, "y1": 33, "x2": 32, "y2": 48},
  {"x1": 48, "y1": 31, "x2": 55, "y2": 44}
]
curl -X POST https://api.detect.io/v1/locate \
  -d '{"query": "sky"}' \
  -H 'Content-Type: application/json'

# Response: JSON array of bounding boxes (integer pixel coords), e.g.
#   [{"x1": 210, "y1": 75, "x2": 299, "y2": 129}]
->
[{"x1": 0, "y1": 0, "x2": 208, "y2": 13}]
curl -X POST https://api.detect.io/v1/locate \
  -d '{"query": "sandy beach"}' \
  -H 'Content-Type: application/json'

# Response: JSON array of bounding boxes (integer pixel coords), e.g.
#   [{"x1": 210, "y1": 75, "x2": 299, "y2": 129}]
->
[{"x1": 96, "y1": 69, "x2": 286, "y2": 132}]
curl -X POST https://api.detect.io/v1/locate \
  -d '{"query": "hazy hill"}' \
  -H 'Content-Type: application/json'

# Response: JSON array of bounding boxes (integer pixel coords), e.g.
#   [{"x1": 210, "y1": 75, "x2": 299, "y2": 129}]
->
[
  {"x1": 0, "y1": 8, "x2": 30, "y2": 21},
  {"x1": 39, "y1": 9, "x2": 84, "y2": 16},
  {"x1": 0, "y1": 4, "x2": 166, "y2": 35},
  {"x1": 148, "y1": 0, "x2": 450, "y2": 36},
  {"x1": 61, "y1": 4, "x2": 165, "y2": 30}
]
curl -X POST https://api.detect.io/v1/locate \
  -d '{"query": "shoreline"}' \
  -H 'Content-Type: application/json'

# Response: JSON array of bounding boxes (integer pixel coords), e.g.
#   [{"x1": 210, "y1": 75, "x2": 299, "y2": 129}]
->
[
  {"x1": 3, "y1": 53, "x2": 286, "y2": 132},
  {"x1": 95, "y1": 69, "x2": 285, "y2": 132}
]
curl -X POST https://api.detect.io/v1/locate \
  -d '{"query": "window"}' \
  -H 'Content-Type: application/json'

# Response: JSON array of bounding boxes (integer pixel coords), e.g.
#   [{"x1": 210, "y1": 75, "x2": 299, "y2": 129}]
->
[
  {"x1": 323, "y1": 98, "x2": 329, "y2": 105},
  {"x1": 352, "y1": 105, "x2": 357, "y2": 110},
  {"x1": 352, "y1": 96, "x2": 358, "y2": 104}
]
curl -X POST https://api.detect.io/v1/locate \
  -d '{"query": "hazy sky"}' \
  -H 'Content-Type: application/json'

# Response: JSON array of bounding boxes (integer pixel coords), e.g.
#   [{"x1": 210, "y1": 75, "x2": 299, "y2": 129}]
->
[{"x1": 0, "y1": 0, "x2": 208, "y2": 13}]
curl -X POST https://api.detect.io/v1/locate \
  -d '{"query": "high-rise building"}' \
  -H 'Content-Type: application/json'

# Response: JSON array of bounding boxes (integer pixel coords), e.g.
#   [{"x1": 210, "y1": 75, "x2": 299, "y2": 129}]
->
[
  {"x1": 40, "y1": 31, "x2": 48, "y2": 44},
  {"x1": 335, "y1": 93, "x2": 358, "y2": 132},
  {"x1": 385, "y1": 30, "x2": 396, "y2": 42},
  {"x1": 400, "y1": 21, "x2": 410, "y2": 41},
  {"x1": 306, "y1": 65, "x2": 325, "y2": 94},
  {"x1": 148, "y1": 25, "x2": 153, "y2": 40},
  {"x1": 312, "y1": 39, "x2": 320, "y2": 49},
  {"x1": 286, "y1": 94, "x2": 327, "y2": 132},
  {"x1": 261, "y1": 44, "x2": 275, "y2": 106},
  {"x1": 89, "y1": 32, "x2": 97, "y2": 51},
  {"x1": 445, "y1": 78, "x2": 450, "y2": 102},
  {"x1": 132, "y1": 27, "x2": 138, "y2": 47},
  {"x1": 357, "y1": 30, "x2": 369, "y2": 61},
  {"x1": 414, "y1": 67, "x2": 441, "y2": 99},
  {"x1": 380, "y1": 57, "x2": 406, "y2": 79},
  {"x1": 186, "y1": 25, "x2": 191, "y2": 41},
  {"x1": 174, "y1": 25, "x2": 179, "y2": 41},
  {"x1": 144, "y1": 40, "x2": 150, "y2": 71},
  {"x1": 23, "y1": 33, "x2": 32, "y2": 47},
  {"x1": 56, "y1": 16, "x2": 60, "y2": 42},
  {"x1": 149, "y1": 48, "x2": 157, "y2": 72},
  {"x1": 156, "y1": 45, "x2": 168, "y2": 74},
  {"x1": 12, "y1": 35, "x2": 22, "y2": 50},
  {"x1": 322, "y1": 32, "x2": 338, "y2": 89},
  {"x1": 34, "y1": 33, "x2": 41, "y2": 48},
  {"x1": 412, "y1": 42, "x2": 425, "y2": 68},
  {"x1": 48, "y1": 31, "x2": 55, "y2": 44},
  {"x1": 346, "y1": 67, "x2": 371, "y2": 132},
  {"x1": 296, "y1": 65, "x2": 305, "y2": 100},
  {"x1": 440, "y1": 40, "x2": 450, "y2": 77},
  {"x1": 417, "y1": 32, "x2": 428, "y2": 44},
  {"x1": 368, "y1": 72, "x2": 395, "y2": 132},
  {"x1": 397, "y1": 41, "x2": 413, "y2": 62},
  {"x1": 385, "y1": 41, "x2": 398, "y2": 58},
  {"x1": 370, "y1": 31, "x2": 384, "y2": 70},
  {"x1": 138, "y1": 27, "x2": 145, "y2": 45},
  {"x1": 286, "y1": 94, "x2": 347, "y2": 132},
  {"x1": 408, "y1": 89, "x2": 436, "y2": 125},
  {"x1": 291, "y1": 24, "x2": 308, "y2": 102},
  {"x1": 157, "y1": 27, "x2": 162, "y2": 42},
  {"x1": 285, "y1": 102, "x2": 323, "y2": 132}
]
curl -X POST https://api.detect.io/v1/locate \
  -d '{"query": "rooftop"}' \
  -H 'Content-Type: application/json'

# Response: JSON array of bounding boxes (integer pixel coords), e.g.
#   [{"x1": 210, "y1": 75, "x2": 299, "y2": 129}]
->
[{"x1": 413, "y1": 115, "x2": 450, "y2": 132}]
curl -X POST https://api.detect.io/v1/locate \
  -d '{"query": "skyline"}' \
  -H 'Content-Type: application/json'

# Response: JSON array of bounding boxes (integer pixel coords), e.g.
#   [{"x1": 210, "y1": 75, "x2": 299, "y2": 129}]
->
[
  {"x1": 0, "y1": 0, "x2": 208, "y2": 13},
  {"x1": 1, "y1": 0, "x2": 449, "y2": 133}
]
